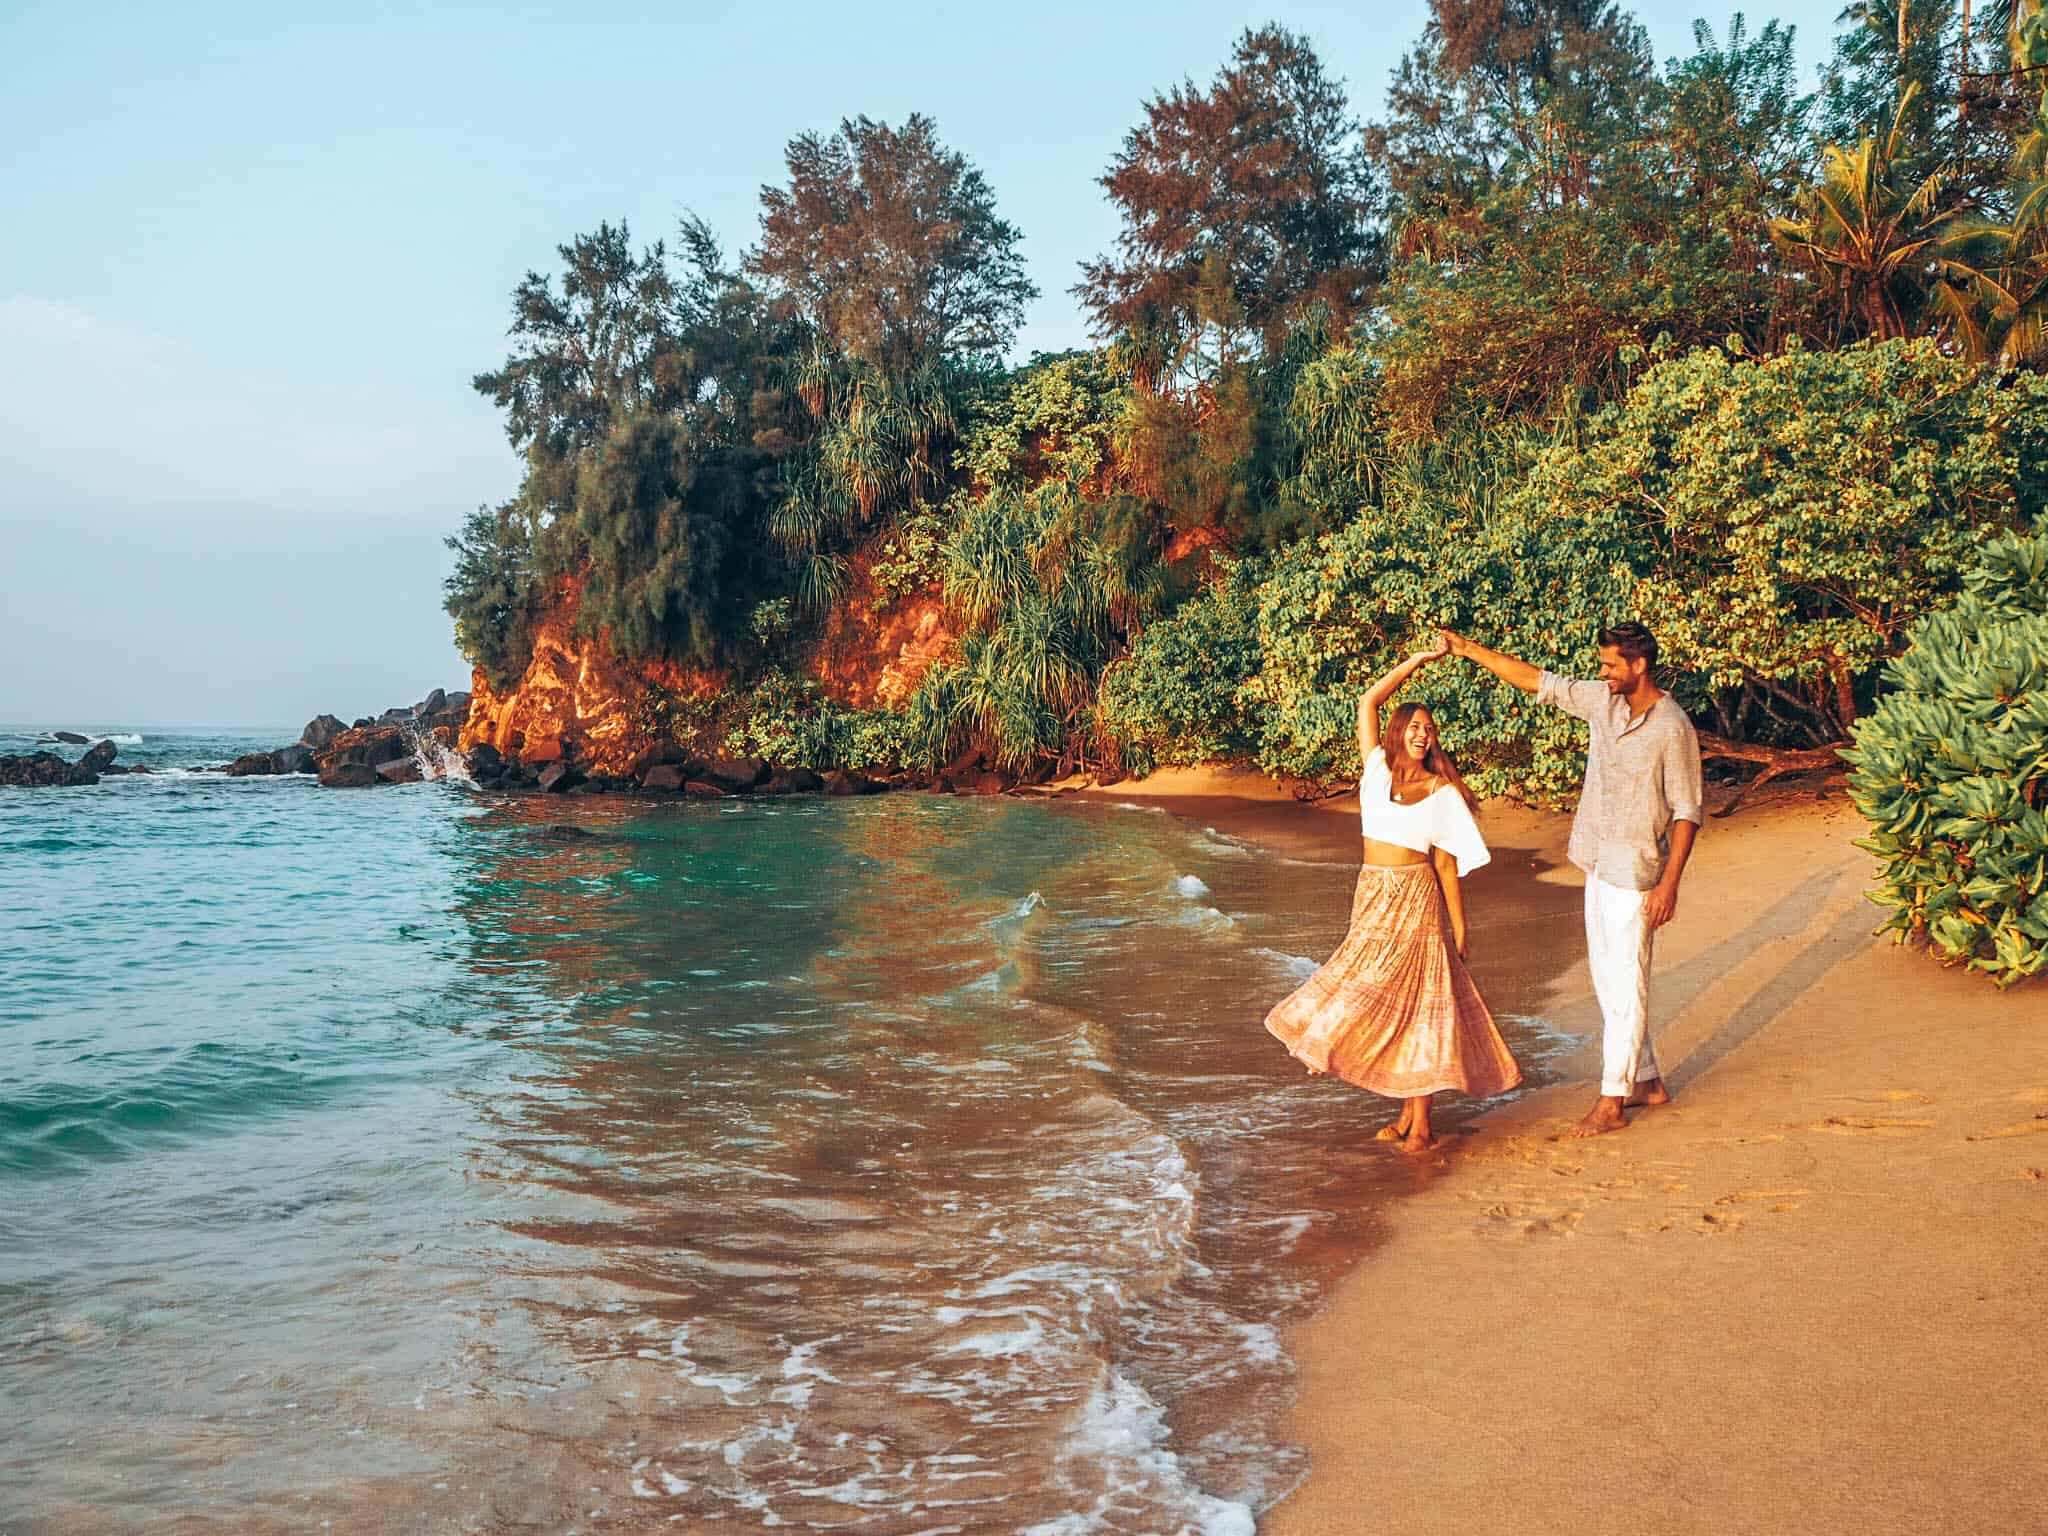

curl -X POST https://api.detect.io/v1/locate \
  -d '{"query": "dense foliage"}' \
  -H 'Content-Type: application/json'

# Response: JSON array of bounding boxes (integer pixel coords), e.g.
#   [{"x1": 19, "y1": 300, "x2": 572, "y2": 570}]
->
[
  {"x1": 447, "y1": 0, "x2": 2048, "y2": 910},
  {"x1": 1845, "y1": 525, "x2": 2048, "y2": 986}
]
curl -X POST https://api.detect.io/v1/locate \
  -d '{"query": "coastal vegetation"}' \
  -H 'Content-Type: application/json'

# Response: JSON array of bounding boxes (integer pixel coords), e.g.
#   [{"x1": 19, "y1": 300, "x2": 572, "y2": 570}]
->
[
  {"x1": 448, "y1": 0, "x2": 2048, "y2": 973},
  {"x1": 1847, "y1": 523, "x2": 2048, "y2": 986}
]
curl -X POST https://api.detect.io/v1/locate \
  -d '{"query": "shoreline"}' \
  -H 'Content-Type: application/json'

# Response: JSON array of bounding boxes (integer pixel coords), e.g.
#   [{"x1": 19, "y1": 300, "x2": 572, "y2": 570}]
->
[{"x1": 1077, "y1": 768, "x2": 2048, "y2": 1534}]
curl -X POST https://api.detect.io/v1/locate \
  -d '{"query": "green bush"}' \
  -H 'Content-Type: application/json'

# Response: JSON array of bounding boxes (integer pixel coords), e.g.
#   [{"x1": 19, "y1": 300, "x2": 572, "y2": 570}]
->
[
  {"x1": 721, "y1": 670, "x2": 915, "y2": 773},
  {"x1": 1097, "y1": 554, "x2": 1266, "y2": 775},
  {"x1": 1524, "y1": 338, "x2": 2048, "y2": 743},
  {"x1": 1845, "y1": 525, "x2": 2048, "y2": 987}
]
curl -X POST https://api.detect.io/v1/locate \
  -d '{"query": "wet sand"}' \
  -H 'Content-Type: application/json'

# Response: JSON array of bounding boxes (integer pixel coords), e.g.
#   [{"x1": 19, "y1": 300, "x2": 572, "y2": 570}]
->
[{"x1": 1079, "y1": 768, "x2": 2048, "y2": 1535}]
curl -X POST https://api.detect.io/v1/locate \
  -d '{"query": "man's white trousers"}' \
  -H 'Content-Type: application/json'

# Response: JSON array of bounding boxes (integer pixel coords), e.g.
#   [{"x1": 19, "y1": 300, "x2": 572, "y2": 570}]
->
[{"x1": 1585, "y1": 875, "x2": 1660, "y2": 1097}]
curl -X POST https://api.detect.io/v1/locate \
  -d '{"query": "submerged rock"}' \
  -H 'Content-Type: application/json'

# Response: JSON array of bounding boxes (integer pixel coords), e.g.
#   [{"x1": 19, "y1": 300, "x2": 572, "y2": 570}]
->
[
  {"x1": 375, "y1": 757, "x2": 423, "y2": 784},
  {"x1": 318, "y1": 761, "x2": 376, "y2": 788},
  {"x1": 50, "y1": 730, "x2": 90, "y2": 745},
  {"x1": 534, "y1": 823, "x2": 598, "y2": 841}
]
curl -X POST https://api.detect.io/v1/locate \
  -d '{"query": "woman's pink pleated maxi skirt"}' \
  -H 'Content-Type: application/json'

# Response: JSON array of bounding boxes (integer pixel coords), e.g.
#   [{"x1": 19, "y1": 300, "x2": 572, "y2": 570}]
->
[{"x1": 1265, "y1": 863, "x2": 1522, "y2": 1100}]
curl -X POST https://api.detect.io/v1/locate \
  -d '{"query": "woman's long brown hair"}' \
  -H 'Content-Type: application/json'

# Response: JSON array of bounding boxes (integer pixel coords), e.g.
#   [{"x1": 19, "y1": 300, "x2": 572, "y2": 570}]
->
[{"x1": 1383, "y1": 702, "x2": 1480, "y2": 813}]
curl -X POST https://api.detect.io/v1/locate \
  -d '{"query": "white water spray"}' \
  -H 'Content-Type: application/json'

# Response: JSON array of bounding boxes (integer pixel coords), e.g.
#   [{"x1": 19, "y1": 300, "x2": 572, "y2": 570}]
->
[{"x1": 402, "y1": 719, "x2": 476, "y2": 786}]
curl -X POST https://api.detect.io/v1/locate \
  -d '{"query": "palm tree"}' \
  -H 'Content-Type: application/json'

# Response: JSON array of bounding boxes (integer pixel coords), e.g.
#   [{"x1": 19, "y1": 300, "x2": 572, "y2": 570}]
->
[{"x1": 1771, "y1": 84, "x2": 2011, "y2": 351}]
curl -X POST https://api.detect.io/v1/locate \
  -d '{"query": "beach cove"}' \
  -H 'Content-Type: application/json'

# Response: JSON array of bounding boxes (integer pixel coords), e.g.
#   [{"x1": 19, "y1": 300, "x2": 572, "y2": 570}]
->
[{"x1": 1088, "y1": 770, "x2": 2048, "y2": 1535}]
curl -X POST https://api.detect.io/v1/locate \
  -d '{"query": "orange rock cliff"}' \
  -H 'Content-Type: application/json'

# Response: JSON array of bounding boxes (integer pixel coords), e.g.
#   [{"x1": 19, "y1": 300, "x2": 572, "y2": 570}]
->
[{"x1": 458, "y1": 560, "x2": 954, "y2": 776}]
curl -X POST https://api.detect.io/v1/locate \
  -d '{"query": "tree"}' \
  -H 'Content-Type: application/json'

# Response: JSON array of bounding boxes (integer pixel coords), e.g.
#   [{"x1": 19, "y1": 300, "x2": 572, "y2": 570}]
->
[
  {"x1": 1078, "y1": 24, "x2": 1381, "y2": 381},
  {"x1": 750, "y1": 114, "x2": 1036, "y2": 372},
  {"x1": 472, "y1": 221, "x2": 687, "y2": 461},
  {"x1": 1770, "y1": 84, "x2": 2008, "y2": 349}
]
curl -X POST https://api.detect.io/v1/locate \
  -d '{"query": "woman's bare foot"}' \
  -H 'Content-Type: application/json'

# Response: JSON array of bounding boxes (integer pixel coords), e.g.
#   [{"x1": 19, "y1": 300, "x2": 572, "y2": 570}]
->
[
  {"x1": 1625, "y1": 1078, "x2": 1671, "y2": 1109},
  {"x1": 1396, "y1": 1131, "x2": 1437, "y2": 1156},
  {"x1": 1559, "y1": 1095, "x2": 1631, "y2": 1139},
  {"x1": 1373, "y1": 1121, "x2": 1409, "y2": 1141}
]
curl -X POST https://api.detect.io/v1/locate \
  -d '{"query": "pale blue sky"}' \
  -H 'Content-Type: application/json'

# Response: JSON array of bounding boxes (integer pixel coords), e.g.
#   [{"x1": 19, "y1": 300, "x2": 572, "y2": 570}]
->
[{"x1": 1, "y1": 0, "x2": 1845, "y2": 729}]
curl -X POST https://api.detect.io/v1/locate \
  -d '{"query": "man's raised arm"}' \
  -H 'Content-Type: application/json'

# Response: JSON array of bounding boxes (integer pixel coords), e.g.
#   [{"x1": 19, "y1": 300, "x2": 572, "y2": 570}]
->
[{"x1": 1441, "y1": 630, "x2": 1541, "y2": 695}]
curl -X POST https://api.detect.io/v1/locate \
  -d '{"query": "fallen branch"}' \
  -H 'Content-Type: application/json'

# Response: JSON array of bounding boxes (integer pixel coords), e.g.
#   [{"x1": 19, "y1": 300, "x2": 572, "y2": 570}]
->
[{"x1": 1698, "y1": 732, "x2": 1850, "y2": 818}]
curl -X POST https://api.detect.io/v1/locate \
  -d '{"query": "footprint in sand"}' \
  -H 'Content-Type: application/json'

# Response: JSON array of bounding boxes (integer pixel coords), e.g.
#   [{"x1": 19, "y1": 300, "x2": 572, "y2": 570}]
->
[
  {"x1": 1694, "y1": 1210, "x2": 1742, "y2": 1234},
  {"x1": 1481, "y1": 1203, "x2": 1583, "y2": 1238},
  {"x1": 1842, "y1": 1089, "x2": 1935, "y2": 1106},
  {"x1": 1813, "y1": 1115, "x2": 1934, "y2": 1136}
]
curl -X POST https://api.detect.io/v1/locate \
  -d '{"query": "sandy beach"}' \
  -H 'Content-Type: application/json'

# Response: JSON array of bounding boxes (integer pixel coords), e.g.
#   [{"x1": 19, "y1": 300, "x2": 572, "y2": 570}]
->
[{"x1": 1082, "y1": 768, "x2": 2048, "y2": 1535}]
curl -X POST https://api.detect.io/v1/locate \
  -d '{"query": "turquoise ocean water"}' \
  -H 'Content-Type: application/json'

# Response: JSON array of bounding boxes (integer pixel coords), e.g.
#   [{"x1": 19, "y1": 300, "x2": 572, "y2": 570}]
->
[{"x1": 1, "y1": 727, "x2": 1571, "y2": 1533}]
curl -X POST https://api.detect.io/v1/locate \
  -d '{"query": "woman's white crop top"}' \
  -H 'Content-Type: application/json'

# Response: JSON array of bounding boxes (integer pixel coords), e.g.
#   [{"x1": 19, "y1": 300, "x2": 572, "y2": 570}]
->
[{"x1": 1358, "y1": 747, "x2": 1491, "y2": 877}]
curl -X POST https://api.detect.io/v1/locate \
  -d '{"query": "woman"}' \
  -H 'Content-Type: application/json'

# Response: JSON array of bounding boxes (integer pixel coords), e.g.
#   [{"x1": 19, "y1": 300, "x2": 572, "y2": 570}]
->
[{"x1": 1264, "y1": 640, "x2": 1522, "y2": 1154}]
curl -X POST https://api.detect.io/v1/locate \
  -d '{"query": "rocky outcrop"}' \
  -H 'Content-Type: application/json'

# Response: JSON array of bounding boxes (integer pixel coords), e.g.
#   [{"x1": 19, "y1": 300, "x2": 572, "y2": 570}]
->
[
  {"x1": 227, "y1": 751, "x2": 281, "y2": 777},
  {"x1": 300, "y1": 715, "x2": 347, "y2": 752},
  {"x1": 314, "y1": 724, "x2": 410, "y2": 788},
  {"x1": 1, "y1": 751, "x2": 102, "y2": 787}
]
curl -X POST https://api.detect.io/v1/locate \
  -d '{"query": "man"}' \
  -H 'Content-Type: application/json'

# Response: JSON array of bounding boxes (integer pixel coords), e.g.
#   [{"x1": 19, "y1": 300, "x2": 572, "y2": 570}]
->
[{"x1": 1440, "y1": 622, "x2": 1703, "y2": 1138}]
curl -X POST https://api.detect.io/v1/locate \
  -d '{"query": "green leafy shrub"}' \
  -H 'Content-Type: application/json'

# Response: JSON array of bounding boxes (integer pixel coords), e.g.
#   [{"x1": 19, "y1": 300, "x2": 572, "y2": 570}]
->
[
  {"x1": 1524, "y1": 339, "x2": 2048, "y2": 743},
  {"x1": 1097, "y1": 555, "x2": 1266, "y2": 775},
  {"x1": 722, "y1": 670, "x2": 914, "y2": 773},
  {"x1": 1845, "y1": 525, "x2": 2048, "y2": 987}
]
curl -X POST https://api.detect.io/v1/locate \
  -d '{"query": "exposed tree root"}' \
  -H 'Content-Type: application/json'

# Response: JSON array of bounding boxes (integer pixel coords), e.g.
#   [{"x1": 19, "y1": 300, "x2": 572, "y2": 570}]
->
[{"x1": 1699, "y1": 733, "x2": 1850, "y2": 817}]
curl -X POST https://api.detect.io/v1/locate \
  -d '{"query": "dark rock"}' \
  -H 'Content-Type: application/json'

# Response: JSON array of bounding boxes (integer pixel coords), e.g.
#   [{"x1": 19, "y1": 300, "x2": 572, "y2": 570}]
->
[
  {"x1": 352, "y1": 716, "x2": 373, "y2": 729},
  {"x1": 641, "y1": 764, "x2": 687, "y2": 792},
  {"x1": 822, "y1": 768, "x2": 881, "y2": 797},
  {"x1": 699, "y1": 755, "x2": 769, "y2": 792},
  {"x1": 762, "y1": 766, "x2": 825, "y2": 795},
  {"x1": 954, "y1": 769, "x2": 1010, "y2": 796},
  {"x1": 416, "y1": 687, "x2": 447, "y2": 718},
  {"x1": 944, "y1": 746, "x2": 986, "y2": 777},
  {"x1": 465, "y1": 743, "x2": 503, "y2": 779},
  {"x1": 275, "y1": 745, "x2": 317, "y2": 774},
  {"x1": 537, "y1": 762, "x2": 579, "y2": 794},
  {"x1": 99, "y1": 763, "x2": 131, "y2": 776},
  {"x1": 443, "y1": 691, "x2": 471, "y2": 716},
  {"x1": 0, "y1": 751, "x2": 99, "y2": 787},
  {"x1": 683, "y1": 779, "x2": 725, "y2": 798},
  {"x1": 129, "y1": 764, "x2": 153, "y2": 775},
  {"x1": 375, "y1": 757, "x2": 423, "y2": 784},
  {"x1": 378, "y1": 706, "x2": 412, "y2": 723},
  {"x1": 79, "y1": 739, "x2": 119, "y2": 776},
  {"x1": 314, "y1": 725, "x2": 409, "y2": 788},
  {"x1": 226, "y1": 751, "x2": 280, "y2": 777},
  {"x1": 51, "y1": 730, "x2": 90, "y2": 745},
  {"x1": 536, "y1": 823, "x2": 597, "y2": 841},
  {"x1": 300, "y1": 714, "x2": 347, "y2": 751}
]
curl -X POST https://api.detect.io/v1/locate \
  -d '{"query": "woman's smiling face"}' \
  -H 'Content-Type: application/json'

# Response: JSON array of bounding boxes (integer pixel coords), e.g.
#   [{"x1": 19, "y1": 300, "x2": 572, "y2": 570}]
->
[{"x1": 1399, "y1": 708, "x2": 1437, "y2": 763}]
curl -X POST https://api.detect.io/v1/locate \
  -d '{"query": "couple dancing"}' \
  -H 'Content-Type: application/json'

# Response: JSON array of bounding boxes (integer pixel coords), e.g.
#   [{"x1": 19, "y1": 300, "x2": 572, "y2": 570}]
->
[{"x1": 1265, "y1": 623, "x2": 1704, "y2": 1151}]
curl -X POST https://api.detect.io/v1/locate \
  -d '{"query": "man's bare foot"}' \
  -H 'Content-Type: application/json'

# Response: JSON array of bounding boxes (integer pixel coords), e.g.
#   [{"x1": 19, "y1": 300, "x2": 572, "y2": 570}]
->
[
  {"x1": 1626, "y1": 1078, "x2": 1671, "y2": 1109},
  {"x1": 1560, "y1": 1097, "x2": 1630, "y2": 1139},
  {"x1": 1374, "y1": 1121, "x2": 1409, "y2": 1141}
]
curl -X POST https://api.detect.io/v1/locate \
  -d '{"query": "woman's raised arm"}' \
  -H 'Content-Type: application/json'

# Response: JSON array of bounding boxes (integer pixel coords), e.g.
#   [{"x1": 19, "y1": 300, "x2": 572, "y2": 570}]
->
[{"x1": 1358, "y1": 638, "x2": 1452, "y2": 760}]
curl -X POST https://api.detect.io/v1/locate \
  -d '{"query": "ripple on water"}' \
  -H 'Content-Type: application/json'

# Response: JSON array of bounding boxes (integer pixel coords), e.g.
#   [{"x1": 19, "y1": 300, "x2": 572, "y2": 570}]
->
[{"x1": 1, "y1": 766, "x2": 1569, "y2": 1531}]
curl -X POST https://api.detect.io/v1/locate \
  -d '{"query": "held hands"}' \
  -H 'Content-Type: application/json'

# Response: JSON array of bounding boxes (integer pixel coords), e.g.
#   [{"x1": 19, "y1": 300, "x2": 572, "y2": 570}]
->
[{"x1": 1411, "y1": 633, "x2": 1453, "y2": 666}]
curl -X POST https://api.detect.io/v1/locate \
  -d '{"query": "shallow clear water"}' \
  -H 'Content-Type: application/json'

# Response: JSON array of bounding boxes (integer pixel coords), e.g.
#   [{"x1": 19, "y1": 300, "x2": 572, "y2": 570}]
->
[{"x1": 1, "y1": 731, "x2": 1573, "y2": 1533}]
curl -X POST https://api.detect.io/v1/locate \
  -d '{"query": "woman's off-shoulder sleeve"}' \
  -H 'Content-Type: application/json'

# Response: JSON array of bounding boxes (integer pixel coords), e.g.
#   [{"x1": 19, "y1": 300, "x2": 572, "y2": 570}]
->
[{"x1": 1431, "y1": 790, "x2": 1491, "y2": 877}]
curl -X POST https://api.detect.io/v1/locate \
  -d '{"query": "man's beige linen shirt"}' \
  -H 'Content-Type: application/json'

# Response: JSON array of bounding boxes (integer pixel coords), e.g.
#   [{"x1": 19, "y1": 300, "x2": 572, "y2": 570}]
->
[{"x1": 1536, "y1": 672, "x2": 1704, "y2": 891}]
